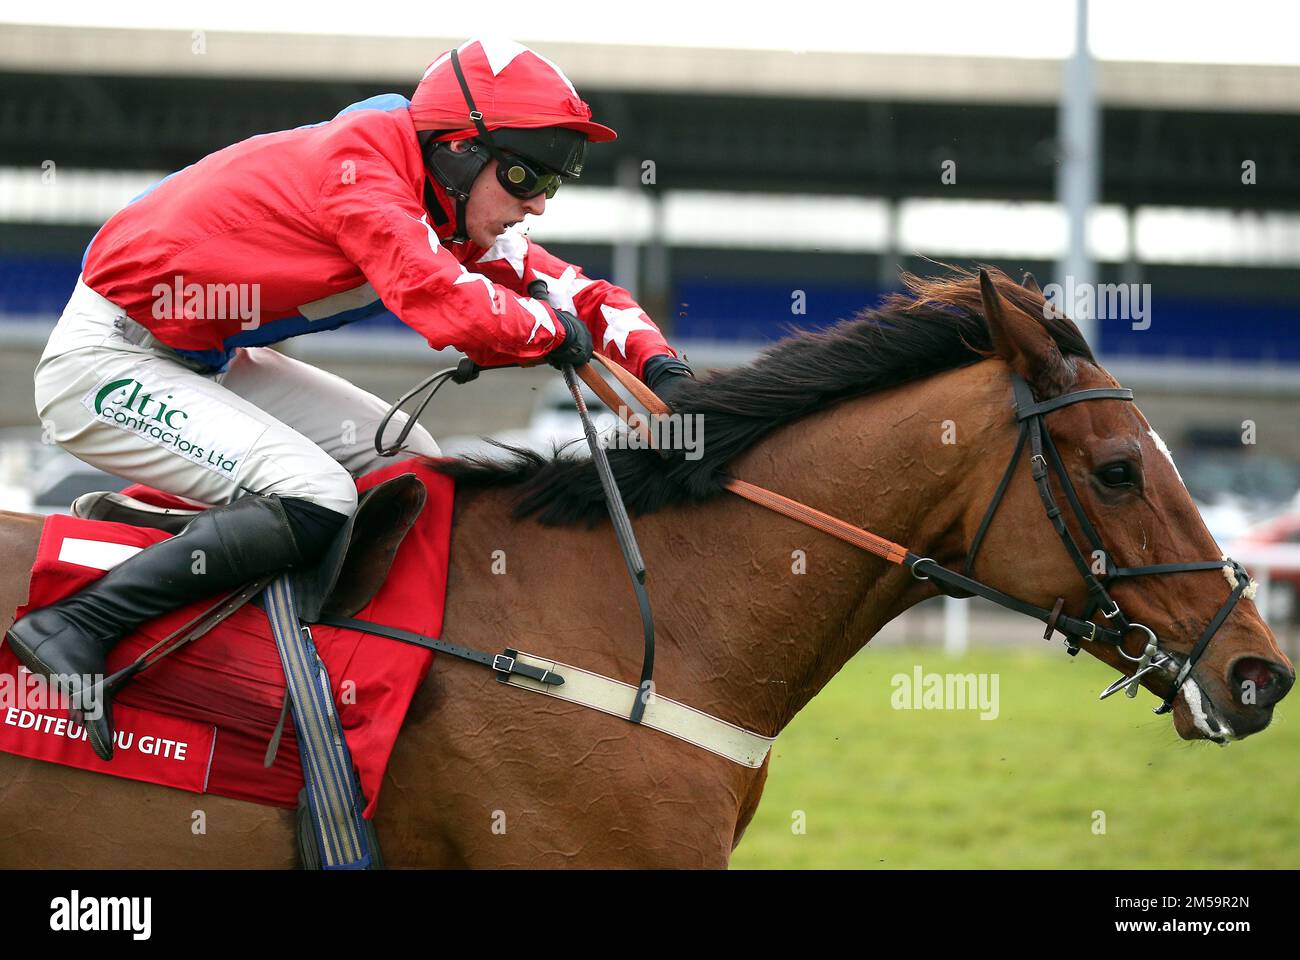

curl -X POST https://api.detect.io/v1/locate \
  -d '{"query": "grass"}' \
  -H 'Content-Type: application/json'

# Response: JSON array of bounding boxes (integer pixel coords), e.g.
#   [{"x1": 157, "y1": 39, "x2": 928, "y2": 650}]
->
[{"x1": 730, "y1": 647, "x2": 1299, "y2": 869}]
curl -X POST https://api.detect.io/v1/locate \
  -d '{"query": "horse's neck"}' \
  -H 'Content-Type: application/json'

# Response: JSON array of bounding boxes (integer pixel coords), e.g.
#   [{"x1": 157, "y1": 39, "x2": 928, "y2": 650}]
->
[
  {"x1": 444, "y1": 363, "x2": 1001, "y2": 739},
  {"x1": 633, "y1": 364, "x2": 1003, "y2": 735}
]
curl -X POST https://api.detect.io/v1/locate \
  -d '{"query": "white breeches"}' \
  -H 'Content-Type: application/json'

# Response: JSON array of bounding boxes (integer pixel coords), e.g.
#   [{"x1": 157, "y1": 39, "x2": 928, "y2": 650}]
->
[{"x1": 33, "y1": 278, "x2": 440, "y2": 517}]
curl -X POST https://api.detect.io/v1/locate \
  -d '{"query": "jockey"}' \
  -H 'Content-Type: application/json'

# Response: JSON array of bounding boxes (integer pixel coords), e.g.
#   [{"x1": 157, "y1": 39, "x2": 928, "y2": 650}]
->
[{"x1": 7, "y1": 37, "x2": 695, "y2": 761}]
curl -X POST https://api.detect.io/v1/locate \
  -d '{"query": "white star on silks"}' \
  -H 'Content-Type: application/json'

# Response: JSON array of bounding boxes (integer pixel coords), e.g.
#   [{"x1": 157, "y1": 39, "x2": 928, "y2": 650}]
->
[
  {"x1": 530, "y1": 266, "x2": 595, "y2": 314},
  {"x1": 453, "y1": 267, "x2": 497, "y2": 306},
  {"x1": 407, "y1": 212, "x2": 446, "y2": 257},
  {"x1": 477, "y1": 226, "x2": 529, "y2": 280},
  {"x1": 599, "y1": 304, "x2": 655, "y2": 357},
  {"x1": 520, "y1": 297, "x2": 556, "y2": 344}
]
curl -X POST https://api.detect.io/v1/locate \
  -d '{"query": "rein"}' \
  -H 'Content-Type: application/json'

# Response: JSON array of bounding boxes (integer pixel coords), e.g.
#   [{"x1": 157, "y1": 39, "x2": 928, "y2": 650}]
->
[
  {"x1": 376, "y1": 281, "x2": 657, "y2": 726},
  {"x1": 584, "y1": 355, "x2": 1253, "y2": 715}
]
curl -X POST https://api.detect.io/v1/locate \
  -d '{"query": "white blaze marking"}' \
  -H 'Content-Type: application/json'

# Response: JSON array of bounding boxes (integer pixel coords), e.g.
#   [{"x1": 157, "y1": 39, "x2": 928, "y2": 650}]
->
[
  {"x1": 1182, "y1": 679, "x2": 1235, "y2": 743},
  {"x1": 1147, "y1": 428, "x2": 1185, "y2": 485}
]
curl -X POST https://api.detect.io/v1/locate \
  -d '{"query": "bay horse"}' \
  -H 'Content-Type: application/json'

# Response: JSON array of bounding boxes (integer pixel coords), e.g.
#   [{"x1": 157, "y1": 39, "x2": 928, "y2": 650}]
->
[{"x1": 0, "y1": 268, "x2": 1291, "y2": 868}]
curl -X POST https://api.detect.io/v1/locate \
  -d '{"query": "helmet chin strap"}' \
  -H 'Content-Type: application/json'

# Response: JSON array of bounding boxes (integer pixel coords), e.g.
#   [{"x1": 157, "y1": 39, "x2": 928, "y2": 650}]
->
[
  {"x1": 419, "y1": 130, "x2": 487, "y2": 245},
  {"x1": 416, "y1": 47, "x2": 511, "y2": 246}
]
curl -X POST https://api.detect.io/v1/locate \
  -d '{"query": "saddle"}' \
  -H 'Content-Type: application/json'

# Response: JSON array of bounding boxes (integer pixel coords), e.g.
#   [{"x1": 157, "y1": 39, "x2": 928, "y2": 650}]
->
[
  {"x1": 71, "y1": 476, "x2": 429, "y2": 869},
  {"x1": 72, "y1": 475, "x2": 429, "y2": 622}
]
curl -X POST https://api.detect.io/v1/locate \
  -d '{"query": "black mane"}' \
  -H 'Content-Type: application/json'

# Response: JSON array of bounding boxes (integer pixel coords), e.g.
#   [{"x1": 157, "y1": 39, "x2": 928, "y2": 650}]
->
[{"x1": 428, "y1": 267, "x2": 1095, "y2": 527}]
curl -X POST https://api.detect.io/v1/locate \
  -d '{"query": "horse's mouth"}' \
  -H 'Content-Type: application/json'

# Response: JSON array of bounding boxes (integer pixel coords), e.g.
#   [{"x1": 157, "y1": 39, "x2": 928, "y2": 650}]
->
[{"x1": 1172, "y1": 677, "x2": 1237, "y2": 745}]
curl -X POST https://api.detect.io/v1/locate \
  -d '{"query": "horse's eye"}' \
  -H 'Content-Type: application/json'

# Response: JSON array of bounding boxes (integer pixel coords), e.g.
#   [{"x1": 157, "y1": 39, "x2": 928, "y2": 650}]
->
[{"x1": 1096, "y1": 461, "x2": 1137, "y2": 488}]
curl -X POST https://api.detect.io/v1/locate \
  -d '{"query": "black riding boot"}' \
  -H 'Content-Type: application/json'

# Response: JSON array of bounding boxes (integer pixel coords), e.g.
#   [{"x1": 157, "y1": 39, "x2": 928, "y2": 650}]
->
[{"x1": 5, "y1": 494, "x2": 344, "y2": 761}]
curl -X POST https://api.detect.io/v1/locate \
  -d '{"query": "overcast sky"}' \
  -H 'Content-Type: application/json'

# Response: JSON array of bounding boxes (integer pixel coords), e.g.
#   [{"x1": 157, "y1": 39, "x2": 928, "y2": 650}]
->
[{"x1": 7, "y1": 0, "x2": 1300, "y2": 65}]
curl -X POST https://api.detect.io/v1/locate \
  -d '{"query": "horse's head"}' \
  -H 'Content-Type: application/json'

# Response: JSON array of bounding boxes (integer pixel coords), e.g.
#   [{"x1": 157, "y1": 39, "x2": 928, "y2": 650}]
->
[{"x1": 957, "y1": 269, "x2": 1292, "y2": 742}]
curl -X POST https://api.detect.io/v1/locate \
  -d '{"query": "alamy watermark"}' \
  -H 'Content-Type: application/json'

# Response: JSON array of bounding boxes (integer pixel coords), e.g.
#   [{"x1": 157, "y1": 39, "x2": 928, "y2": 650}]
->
[
  {"x1": 151, "y1": 274, "x2": 262, "y2": 330},
  {"x1": 891, "y1": 665, "x2": 1000, "y2": 719},
  {"x1": 601, "y1": 406, "x2": 705, "y2": 460},
  {"x1": 1042, "y1": 276, "x2": 1152, "y2": 331},
  {"x1": 0, "y1": 668, "x2": 102, "y2": 718},
  {"x1": 50, "y1": 890, "x2": 151, "y2": 940}
]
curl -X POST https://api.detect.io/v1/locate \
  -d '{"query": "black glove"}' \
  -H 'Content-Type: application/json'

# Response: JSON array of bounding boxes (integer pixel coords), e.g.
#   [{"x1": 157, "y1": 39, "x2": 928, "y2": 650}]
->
[
  {"x1": 545, "y1": 309, "x2": 593, "y2": 368},
  {"x1": 643, "y1": 354, "x2": 694, "y2": 411}
]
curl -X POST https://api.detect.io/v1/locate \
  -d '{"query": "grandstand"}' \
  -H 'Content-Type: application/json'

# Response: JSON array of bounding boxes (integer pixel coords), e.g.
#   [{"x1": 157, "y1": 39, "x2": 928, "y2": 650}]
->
[{"x1": 1, "y1": 24, "x2": 1297, "y2": 459}]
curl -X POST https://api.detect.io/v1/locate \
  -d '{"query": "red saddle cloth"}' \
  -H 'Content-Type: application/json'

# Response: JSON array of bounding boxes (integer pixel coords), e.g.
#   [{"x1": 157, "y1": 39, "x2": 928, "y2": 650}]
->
[{"x1": 0, "y1": 459, "x2": 454, "y2": 817}]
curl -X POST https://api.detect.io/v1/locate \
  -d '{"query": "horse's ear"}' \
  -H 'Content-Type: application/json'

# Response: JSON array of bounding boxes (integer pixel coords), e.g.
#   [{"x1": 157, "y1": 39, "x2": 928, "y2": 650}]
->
[
  {"x1": 980, "y1": 269, "x2": 1073, "y2": 397},
  {"x1": 1021, "y1": 271, "x2": 1042, "y2": 296}
]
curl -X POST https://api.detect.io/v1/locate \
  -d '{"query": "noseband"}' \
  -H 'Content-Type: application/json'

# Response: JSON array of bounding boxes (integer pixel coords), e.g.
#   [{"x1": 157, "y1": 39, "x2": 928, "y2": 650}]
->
[{"x1": 910, "y1": 374, "x2": 1254, "y2": 714}]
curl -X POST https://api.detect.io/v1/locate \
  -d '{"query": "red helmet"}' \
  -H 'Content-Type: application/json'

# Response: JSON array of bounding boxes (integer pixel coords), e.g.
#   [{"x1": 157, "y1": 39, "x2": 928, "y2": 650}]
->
[{"x1": 410, "y1": 38, "x2": 617, "y2": 144}]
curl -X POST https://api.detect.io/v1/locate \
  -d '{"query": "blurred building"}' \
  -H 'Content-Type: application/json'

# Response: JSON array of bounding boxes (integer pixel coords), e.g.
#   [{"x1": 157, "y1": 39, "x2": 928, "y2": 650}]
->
[{"x1": 1, "y1": 24, "x2": 1297, "y2": 472}]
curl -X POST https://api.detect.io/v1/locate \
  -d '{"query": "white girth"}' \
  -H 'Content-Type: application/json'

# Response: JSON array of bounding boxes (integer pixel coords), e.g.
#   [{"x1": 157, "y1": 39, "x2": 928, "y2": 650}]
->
[{"x1": 499, "y1": 650, "x2": 776, "y2": 769}]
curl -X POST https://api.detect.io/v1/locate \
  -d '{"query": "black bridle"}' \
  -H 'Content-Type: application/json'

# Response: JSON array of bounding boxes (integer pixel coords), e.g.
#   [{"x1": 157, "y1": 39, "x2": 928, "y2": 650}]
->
[{"x1": 907, "y1": 373, "x2": 1254, "y2": 715}]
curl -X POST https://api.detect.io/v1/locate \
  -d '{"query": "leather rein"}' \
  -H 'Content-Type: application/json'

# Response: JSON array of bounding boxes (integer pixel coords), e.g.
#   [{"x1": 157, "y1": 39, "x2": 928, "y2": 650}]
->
[{"x1": 584, "y1": 356, "x2": 1254, "y2": 715}]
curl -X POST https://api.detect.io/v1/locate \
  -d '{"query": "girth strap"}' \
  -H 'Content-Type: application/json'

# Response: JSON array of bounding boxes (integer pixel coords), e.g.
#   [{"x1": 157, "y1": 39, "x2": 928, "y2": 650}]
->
[{"x1": 312, "y1": 613, "x2": 565, "y2": 686}]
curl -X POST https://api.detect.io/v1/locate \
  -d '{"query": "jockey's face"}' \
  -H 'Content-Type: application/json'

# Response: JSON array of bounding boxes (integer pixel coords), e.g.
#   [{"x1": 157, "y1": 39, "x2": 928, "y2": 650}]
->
[{"x1": 449, "y1": 139, "x2": 547, "y2": 248}]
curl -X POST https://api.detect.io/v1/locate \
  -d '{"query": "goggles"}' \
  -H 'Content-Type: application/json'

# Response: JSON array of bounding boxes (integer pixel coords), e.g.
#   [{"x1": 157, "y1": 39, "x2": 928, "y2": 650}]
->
[{"x1": 496, "y1": 151, "x2": 564, "y2": 200}]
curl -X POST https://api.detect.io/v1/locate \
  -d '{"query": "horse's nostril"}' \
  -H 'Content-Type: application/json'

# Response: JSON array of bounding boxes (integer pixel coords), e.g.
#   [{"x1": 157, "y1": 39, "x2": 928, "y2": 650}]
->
[
  {"x1": 1231, "y1": 657, "x2": 1295, "y2": 708},
  {"x1": 1235, "y1": 659, "x2": 1274, "y2": 689}
]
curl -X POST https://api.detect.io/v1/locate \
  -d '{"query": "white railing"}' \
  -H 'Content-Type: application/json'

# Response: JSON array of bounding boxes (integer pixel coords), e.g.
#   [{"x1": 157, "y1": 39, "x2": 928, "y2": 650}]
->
[{"x1": 1228, "y1": 541, "x2": 1300, "y2": 627}]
